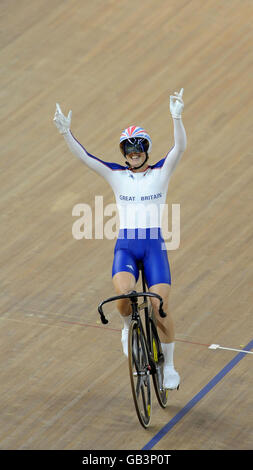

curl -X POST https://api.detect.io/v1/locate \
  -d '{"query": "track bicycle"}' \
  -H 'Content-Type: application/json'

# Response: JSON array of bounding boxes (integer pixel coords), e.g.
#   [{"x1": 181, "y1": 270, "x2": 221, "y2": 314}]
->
[{"x1": 98, "y1": 262, "x2": 170, "y2": 428}]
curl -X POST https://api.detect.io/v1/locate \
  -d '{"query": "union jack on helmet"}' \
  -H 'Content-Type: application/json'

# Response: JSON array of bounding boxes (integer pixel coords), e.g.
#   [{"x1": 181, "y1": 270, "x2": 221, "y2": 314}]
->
[{"x1": 119, "y1": 126, "x2": 152, "y2": 155}]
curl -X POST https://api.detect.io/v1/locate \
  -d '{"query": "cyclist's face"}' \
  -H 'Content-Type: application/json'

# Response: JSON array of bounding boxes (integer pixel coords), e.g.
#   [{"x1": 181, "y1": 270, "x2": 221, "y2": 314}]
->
[{"x1": 125, "y1": 151, "x2": 146, "y2": 169}]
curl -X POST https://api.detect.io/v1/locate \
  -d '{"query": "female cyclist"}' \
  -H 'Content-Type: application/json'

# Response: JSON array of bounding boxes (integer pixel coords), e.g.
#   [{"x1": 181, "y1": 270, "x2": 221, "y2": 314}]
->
[{"x1": 53, "y1": 89, "x2": 186, "y2": 389}]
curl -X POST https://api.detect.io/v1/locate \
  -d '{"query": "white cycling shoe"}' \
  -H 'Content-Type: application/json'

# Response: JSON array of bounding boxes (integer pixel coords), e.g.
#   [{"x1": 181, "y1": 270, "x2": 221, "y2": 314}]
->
[{"x1": 163, "y1": 365, "x2": 180, "y2": 390}]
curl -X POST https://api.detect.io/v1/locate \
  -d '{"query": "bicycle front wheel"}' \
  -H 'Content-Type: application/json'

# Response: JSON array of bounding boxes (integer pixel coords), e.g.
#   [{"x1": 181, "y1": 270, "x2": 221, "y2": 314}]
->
[{"x1": 128, "y1": 320, "x2": 152, "y2": 428}]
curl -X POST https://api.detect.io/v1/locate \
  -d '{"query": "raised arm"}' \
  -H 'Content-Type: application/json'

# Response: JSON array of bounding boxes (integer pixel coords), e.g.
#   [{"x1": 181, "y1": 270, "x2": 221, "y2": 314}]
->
[
  {"x1": 53, "y1": 103, "x2": 122, "y2": 182},
  {"x1": 161, "y1": 89, "x2": 187, "y2": 178}
]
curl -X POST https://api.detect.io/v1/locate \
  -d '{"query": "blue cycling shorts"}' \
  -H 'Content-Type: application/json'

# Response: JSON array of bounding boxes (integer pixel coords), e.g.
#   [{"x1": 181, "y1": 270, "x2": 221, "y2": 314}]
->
[{"x1": 112, "y1": 228, "x2": 171, "y2": 288}]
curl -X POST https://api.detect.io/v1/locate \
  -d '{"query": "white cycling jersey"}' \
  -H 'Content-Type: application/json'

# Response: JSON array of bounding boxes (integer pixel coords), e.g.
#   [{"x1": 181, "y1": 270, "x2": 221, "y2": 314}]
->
[{"x1": 63, "y1": 118, "x2": 186, "y2": 229}]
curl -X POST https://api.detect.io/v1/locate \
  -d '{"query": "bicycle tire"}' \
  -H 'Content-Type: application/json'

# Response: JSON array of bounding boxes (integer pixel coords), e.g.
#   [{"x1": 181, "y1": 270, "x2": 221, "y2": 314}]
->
[
  {"x1": 128, "y1": 320, "x2": 152, "y2": 428},
  {"x1": 149, "y1": 312, "x2": 168, "y2": 408}
]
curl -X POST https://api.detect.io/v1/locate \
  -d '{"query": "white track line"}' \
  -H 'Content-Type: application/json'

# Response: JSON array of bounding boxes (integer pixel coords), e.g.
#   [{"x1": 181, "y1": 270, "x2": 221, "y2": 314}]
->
[{"x1": 209, "y1": 343, "x2": 253, "y2": 355}]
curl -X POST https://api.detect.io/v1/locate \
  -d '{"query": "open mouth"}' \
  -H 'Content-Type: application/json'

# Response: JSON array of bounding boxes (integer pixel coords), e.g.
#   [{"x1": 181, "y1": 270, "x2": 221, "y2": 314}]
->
[{"x1": 130, "y1": 154, "x2": 141, "y2": 161}]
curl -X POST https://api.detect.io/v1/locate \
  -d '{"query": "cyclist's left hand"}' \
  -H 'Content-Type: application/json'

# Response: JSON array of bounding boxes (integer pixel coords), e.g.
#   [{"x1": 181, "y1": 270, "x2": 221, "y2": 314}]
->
[{"x1": 170, "y1": 88, "x2": 184, "y2": 119}]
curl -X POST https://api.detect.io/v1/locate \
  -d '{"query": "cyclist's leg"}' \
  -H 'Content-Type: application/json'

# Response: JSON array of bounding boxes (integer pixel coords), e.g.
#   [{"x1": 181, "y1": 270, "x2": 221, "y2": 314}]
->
[
  {"x1": 143, "y1": 236, "x2": 173, "y2": 342},
  {"x1": 112, "y1": 248, "x2": 139, "y2": 357},
  {"x1": 112, "y1": 247, "x2": 139, "y2": 313},
  {"x1": 148, "y1": 283, "x2": 174, "y2": 343},
  {"x1": 149, "y1": 283, "x2": 180, "y2": 389},
  {"x1": 113, "y1": 271, "x2": 136, "y2": 357},
  {"x1": 144, "y1": 238, "x2": 180, "y2": 389},
  {"x1": 112, "y1": 270, "x2": 136, "y2": 317}
]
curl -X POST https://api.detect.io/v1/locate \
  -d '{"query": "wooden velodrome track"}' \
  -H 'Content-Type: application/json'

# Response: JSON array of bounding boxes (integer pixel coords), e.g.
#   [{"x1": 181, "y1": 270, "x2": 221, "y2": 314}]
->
[{"x1": 0, "y1": 0, "x2": 252, "y2": 451}]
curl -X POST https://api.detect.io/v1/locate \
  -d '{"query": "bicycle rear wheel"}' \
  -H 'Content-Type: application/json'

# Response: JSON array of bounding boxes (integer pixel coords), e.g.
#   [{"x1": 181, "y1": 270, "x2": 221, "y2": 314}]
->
[
  {"x1": 128, "y1": 320, "x2": 152, "y2": 428},
  {"x1": 149, "y1": 313, "x2": 168, "y2": 408}
]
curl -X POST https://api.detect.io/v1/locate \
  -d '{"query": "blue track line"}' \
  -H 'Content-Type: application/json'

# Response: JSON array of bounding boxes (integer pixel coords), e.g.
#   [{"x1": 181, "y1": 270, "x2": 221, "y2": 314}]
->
[{"x1": 142, "y1": 339, "x2": 253, "y2": 450}]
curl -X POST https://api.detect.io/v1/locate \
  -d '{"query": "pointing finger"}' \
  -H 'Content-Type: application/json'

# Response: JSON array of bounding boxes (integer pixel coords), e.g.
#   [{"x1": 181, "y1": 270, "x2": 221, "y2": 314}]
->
[
  {"x1": 173, "y1": 89, "x2": 184, "y2": 97},
  {"x1": 68, "y1": 110, "x2": 72, "y2": 120},
  {"x1": 56, "y1": 103, "x2": 62, "y2": 114}
]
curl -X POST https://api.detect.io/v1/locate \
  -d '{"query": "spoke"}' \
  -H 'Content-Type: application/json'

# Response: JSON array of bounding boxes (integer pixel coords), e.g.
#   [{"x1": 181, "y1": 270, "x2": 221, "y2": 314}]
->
[
  {"x1": 136, "y1": 376, "x2": 142, "y2": 397},
  {"x1": 141, "y1": 384, "x2": 148, "y2": 416}
]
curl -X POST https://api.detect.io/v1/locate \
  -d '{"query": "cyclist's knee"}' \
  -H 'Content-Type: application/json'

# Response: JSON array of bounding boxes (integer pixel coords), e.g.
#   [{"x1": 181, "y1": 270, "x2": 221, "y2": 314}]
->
[
  {"x1": 113, "y1": 271, "x2": 136, "y2": 295},
  {"x1": 113, "y1": 272, "x2": 136, "y2": 316},
  {"x1": 149, "y1": 283, "x2": 170, "y2": 313},
  {"x1": 116, "y1": 298, "x2": 132, "y2": 316}
]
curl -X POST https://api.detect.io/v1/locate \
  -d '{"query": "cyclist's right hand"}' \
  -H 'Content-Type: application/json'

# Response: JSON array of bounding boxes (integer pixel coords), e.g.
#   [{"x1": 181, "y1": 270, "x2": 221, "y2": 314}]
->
[{"x1": 53, "y1": 103, "x2": 72, "y2": 134}]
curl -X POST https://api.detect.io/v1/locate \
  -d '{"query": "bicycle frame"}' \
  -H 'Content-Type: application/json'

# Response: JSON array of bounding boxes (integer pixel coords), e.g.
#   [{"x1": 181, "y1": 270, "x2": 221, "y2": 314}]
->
[{"x1": 97, "y1": 262, "x2": 166, "y2": 373}]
